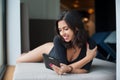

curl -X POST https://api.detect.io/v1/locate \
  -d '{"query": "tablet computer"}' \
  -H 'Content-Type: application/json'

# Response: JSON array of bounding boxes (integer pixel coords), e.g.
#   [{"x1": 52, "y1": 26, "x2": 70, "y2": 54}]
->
[{"x1": 43, "y1": 53, "x2": 60, "y2": 70}]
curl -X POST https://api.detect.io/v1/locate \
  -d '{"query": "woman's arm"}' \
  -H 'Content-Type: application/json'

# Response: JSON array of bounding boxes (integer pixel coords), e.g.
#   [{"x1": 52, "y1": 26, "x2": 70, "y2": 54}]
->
[
  {"x1": 70, "y1": 43, "x2": 97, "y2": 69},
  {"x1": 51, "y1": 63, "x2": 88, "y2": 75},
  {"x1": 51, "y1": 43, "x2": 97, "y2": 75}
]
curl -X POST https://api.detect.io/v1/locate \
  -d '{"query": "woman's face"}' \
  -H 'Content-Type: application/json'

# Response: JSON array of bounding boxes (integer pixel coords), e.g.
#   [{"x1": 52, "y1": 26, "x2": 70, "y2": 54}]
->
[{"x1": 58, "y1": 20, "x2": 74, "y2": 42}]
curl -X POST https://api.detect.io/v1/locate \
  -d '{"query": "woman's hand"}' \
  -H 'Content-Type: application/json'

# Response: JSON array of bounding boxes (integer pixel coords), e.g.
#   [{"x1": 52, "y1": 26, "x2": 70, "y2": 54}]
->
[
  {"x1": 51, "y1": 63, "x2": 88, "y2": 74},
  {"x1": 86, "y1": 43, "x2": 97, "y2": 60},
  {"x1": 51, "y1": 63, "x2": 71, "y2": 75}
]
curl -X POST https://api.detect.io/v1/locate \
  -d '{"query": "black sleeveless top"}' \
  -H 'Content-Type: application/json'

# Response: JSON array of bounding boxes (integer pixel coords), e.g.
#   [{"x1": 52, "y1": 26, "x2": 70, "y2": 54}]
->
[{"x1": 49, "y1": 36, "x2": 97, "y2": 71}]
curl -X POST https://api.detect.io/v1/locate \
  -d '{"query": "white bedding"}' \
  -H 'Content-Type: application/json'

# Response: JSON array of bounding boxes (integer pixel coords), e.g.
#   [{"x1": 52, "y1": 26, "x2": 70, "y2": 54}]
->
[{"x1": 13, "y1": 58, "x2": 116, "y2": 80}]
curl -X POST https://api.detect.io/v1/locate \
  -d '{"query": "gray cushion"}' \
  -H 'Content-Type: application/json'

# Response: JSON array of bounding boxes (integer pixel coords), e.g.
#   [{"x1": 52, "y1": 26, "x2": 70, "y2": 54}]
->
[
  {"x1": 13, "y1": 58, "x2": 116, "y2": 80},
  {"x1": 104, "y1": 31, "x2": 116, "y2": 43}
]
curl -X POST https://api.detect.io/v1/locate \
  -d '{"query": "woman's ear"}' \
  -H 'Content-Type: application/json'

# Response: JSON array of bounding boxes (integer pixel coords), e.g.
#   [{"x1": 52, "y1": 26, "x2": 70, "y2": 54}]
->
[
  {"x1": 75, "y1": 28, "x2": 79, "y2": 34},
  {"x1": 75, "y1": 27, "x2": 79, "y2": 31}
]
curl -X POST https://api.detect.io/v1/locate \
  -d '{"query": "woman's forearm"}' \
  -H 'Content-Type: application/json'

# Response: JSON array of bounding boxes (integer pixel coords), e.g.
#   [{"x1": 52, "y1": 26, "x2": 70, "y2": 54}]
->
[
  {"x1": 71, "y1": 68, "x2": 88, "y2": 74},
  {"x1": 69, "y1": 46, "x2": 97, "y2": 69},
  {"x1": 69, "y1": 56, "x2": 93, "y2": 69}
]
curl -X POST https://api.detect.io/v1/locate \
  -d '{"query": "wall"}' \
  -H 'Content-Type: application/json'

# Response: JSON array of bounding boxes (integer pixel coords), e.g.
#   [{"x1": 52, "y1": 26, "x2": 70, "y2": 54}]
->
[
  {"x1": 116, "y1": 0, "x2": 120, "y2": 80},
  {"x1": 0, "y1": 0, "x2": 3, "y2": 66},
  {"x1": 21, "y1": 0, "x2": 60, "y2": 19},
  {"x1": 6, "y1": 0, "x2": 21, "y2": 65},
  {"x1": 29, "y1": 19, "x2": 56, "y2": 50},
  {"x1": 20, "y1": 0, "x2": 60, "y2": 50},
  {"x1": 21, "y1": 3, "x2": 30, "y2": 52},
  {"x1": 6, "y1": 0, "x2": 60, "y2": 65}
]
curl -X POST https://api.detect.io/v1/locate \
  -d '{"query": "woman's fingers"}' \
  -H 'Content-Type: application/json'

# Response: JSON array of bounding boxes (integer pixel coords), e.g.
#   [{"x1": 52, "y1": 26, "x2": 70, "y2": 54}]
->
[
  {"x1": 86, "y1": 42, "x2": 89, "y2": 50},
  {"x1": 51, "y1": 64, "x2": 63, "y2": 75},
  {"x1": 86, "y1": 42, "x2": 98, "y2": 59},
  {"x1": 51, "y1": 63, "x2": 69, "y2": 75},
  {"x1": 93, "y1": 46, "x2": 98, "y2": 51},
  {"x1": 50, "y1": 63, "x2": 70, "y2": 75},
  {"x1": 60, "y1": 63, "x2": 66, "y2": 66}
]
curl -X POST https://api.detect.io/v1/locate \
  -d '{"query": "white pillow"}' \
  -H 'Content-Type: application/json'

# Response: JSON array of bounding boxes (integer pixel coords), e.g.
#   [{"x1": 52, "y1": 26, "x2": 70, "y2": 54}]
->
[{"x1": 104, "y1": 31, "x2": 116, "y2": 43}]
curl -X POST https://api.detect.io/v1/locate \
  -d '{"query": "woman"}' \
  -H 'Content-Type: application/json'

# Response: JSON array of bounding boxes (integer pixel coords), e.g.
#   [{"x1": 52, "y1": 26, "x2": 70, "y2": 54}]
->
[{"x1": 16, "y1": 10, "x2": 97, "y2": 75}]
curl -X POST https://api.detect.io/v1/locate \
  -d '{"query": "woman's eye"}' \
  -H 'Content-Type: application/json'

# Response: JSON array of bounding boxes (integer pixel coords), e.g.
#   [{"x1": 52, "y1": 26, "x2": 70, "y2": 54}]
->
[{"x1": 65, "y1": 28, "x2": 69, "y2": 30}]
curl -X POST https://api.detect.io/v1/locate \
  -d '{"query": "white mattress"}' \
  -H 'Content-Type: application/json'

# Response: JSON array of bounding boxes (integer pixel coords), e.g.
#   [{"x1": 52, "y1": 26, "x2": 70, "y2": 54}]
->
[{"x1": 13, "y1": 58, "x2": 116, "y2": 80}]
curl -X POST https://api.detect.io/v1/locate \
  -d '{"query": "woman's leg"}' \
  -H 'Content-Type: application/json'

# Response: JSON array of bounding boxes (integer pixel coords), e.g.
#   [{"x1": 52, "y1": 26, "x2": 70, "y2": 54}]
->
[{"x1": 16, "y1": 42, "x2": 54, "y2": 63}]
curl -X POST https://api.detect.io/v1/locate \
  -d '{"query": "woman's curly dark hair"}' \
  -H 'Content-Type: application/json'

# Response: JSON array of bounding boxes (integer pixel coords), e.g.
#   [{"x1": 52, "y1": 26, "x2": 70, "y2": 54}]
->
[{"x1": 55, "y1": 10, "x2": 89, "y2": 48}]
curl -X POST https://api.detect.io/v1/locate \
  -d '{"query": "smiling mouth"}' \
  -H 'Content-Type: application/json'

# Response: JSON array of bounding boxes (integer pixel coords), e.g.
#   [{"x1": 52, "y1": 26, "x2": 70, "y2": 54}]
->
[{"x1": 63, "y1": 36, "x2": 68, "y2": 40}]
